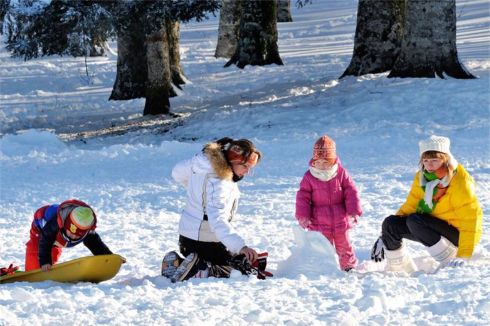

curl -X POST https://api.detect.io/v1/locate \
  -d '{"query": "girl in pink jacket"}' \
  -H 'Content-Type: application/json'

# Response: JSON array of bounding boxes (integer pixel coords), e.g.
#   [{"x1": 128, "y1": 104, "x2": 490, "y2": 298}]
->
[{"x1": 295, "y1": 135, "x2": 362, "y2": 271}]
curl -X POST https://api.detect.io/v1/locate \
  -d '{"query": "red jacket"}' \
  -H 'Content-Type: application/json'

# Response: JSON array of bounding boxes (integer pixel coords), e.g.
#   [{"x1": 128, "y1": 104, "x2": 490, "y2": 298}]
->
[{"x1": 30, "y1": 199, "x2": 111, "y2": 266}]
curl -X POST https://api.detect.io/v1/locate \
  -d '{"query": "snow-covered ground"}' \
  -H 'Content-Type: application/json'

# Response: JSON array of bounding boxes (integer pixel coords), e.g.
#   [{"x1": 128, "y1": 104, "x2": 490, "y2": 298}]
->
[{"x1": 1, "y1": 0, "x2": 489, "y2": 325}]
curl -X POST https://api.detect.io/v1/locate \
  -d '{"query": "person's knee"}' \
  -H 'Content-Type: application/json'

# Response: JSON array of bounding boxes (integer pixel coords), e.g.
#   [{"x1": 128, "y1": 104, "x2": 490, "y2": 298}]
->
[
  {"x1": 25, "y1": 253, "x2": 39, "y2": 271},
  {"x1": 381, "y1": 215, "x2": 398, "y2": 235},
  {"x1": 333, "y1": 230, "x2": 350, "y2": 246},
  {"x1": 405, "y1": 214, "x2": 425, "y2": 233}
]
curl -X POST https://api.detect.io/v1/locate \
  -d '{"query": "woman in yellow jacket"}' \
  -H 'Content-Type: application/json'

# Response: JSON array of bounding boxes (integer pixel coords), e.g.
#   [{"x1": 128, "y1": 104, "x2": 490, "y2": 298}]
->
[{"x1": 371, "y1": 135, "x2": 482, "y2": 273}]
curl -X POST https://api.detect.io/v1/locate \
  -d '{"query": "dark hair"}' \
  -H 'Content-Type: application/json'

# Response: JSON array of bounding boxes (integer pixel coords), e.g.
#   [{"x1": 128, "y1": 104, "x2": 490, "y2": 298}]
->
[
  {"x1": 216, "y1": 137, "x2": 234, "y2": 149},
  {"x1": 216, "y1": 137, "x2": 262, "y2": 164}
]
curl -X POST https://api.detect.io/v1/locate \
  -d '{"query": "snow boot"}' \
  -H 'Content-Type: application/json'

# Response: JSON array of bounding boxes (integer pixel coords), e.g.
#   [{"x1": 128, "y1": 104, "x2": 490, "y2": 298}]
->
[
  {"x1": 161, "y1": 251, "x2": 184, "y2": 279},
  {"x1": 208, "y1": 264, "x2": 233, "y2": 278},
  {"x1": 427, "y1": 236, "x2": 457, "y2": 268},
  {"x1": 170, "y1": 253, "x2": 201, "y2": 283},
  {"x1": 384, "y1": 244, "x2": 417, "y2": 274}
]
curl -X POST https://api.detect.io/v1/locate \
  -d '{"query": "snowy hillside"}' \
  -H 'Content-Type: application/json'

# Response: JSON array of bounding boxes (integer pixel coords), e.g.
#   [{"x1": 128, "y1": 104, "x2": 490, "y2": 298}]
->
[{"x1": 0, "y1": 0, "x2": 489, "y2": 325}]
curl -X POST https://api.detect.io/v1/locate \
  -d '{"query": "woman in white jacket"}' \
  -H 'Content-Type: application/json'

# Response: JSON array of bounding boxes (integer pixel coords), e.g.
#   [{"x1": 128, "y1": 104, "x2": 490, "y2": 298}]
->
[{"x1": 164, "y1": 137, "x2": 262, "y2": 282}]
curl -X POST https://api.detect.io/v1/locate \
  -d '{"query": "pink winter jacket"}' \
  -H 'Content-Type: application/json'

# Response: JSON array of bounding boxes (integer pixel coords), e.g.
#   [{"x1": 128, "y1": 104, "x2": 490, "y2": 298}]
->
[{"x1": 295, "y1": 158, "x2": 362, "y2": 232}]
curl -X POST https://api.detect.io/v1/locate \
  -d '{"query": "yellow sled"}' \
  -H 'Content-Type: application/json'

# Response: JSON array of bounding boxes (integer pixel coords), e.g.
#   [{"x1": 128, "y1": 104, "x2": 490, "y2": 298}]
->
[{"x1": 0, "y1": 254, "x2": 125, "y2": 284}]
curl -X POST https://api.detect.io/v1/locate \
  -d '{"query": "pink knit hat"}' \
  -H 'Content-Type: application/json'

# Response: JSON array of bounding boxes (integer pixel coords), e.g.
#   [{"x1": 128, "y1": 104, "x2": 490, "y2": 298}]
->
[{"x1": 312, "y1": 135, "x2": 336, "y2": 163}]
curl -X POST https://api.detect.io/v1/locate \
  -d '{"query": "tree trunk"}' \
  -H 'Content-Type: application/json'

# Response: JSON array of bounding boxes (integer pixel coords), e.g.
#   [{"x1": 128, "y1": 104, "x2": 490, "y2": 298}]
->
[
  {"x1": 167, "y1": 20, "x2": 185, "y2": 90},
  {"x1": 110, "y1": 28, "x2": 147, "y2": 100},
  {"x1": 88, "y1": 35, "x2": 107, "y2": 57},
  {"x1": 389, "y1": 0, "x2": 474, "y2": 78},
  {"x1": 144, "y1": 29, "x2": 172, "y2": 115},
  {"x1": 277, "y1": 0, "x2": 292, "y2": 23},
  {"x1": 0, "y1": 1, "x2": 8, "y2": 34},
  {"x1": 225, "y1": 0, "x2": 283, "y2": 69},
  {"x1": 341, "y1": 0, "x2": 405, "y2": 78},
  {"x1": 215, "y1": 0, "x2": 241, "y2": 59}
]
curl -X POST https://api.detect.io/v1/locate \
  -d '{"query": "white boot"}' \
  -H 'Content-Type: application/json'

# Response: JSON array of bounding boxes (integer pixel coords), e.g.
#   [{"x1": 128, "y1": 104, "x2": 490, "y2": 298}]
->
[
  {"x1": 385, "y1": 244, "x2": 417, "y2": 274},
  {"x1": 427, "y1": 237, "x2": 457, "y2": 267}
]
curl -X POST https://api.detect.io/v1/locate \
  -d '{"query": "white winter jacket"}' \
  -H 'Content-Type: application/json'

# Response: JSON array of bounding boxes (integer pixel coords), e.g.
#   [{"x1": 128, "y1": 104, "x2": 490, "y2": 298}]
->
[{"x1": 171, "y1": 143, "x2": 246, "y2": 254}]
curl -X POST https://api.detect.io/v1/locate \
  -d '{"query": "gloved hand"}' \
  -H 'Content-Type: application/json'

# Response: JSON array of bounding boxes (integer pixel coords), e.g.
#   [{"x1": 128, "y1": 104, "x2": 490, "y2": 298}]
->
[
  {"x1": 348, "y1": 215, "x2": 359, "y2": 225},
  {"x1": 370, "y1": 236, "x2": 385, "y2": 262},
  {"x1": 298, "y1": 218, "x2": 311, "y2": 230}
]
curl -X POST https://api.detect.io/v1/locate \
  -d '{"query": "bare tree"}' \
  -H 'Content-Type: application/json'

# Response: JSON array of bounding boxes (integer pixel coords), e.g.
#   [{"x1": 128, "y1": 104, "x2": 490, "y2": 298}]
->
[
  {"x1": 341, "y1": 0, "x2": 404, "y2": 77},
  {"x1": 110, "y1": 21, "x2": 147, "y2": 100},
  {"x1": 110, "y1": 18, "x2": 176, "y2": 115},
  {"x1": 389, "y1": 0, "x2": 474, "y2": 78},
  {"x1": 225, "y1": 0, "x2": 283, "y2": 68},
  {"x1": 215, "y1": 0, "x2": 241, "y2": 58},
  {"x1": 0, "y1": 0, "x2": 8, "y2": 33},
  {"x1": 144, "y1": 28, "x2": 172, "y2": 115},
  {"x1": 277, "y1": 0, "x2": 292, "y2": 22},
  {"x1": 167, "y1": 20, "x2": 186, "y2": 88},
  {"x1": 4, "y1": 0, "x2": 220, "y2": 116}
]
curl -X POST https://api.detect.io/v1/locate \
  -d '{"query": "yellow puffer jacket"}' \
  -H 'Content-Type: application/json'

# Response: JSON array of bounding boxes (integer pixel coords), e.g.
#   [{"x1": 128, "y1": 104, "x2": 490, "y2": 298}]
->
[{"x1": 397, "y1": 164, "x2": 483, "y2": 257}]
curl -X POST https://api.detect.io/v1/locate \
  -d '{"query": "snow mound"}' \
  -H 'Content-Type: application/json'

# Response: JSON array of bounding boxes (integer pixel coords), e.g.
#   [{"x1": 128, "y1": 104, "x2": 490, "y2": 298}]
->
[
  {"x1": 0, "y1": 129, "x2": 66, "y2": 157},
  {"x1": 276, "y1": 226, "x2": 342, "y2": 279}
]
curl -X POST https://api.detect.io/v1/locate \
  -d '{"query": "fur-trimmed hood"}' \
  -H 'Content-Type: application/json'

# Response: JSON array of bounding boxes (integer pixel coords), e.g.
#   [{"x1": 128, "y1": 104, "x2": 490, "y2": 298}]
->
[{"x1": 203, "y1": 142, "x2": 234, "y2": 181}]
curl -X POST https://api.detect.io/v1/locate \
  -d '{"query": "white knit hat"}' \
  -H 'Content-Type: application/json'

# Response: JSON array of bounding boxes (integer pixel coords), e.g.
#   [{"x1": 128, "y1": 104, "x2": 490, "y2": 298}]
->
[
  {"x1": 418, "y1": 135, "x2": 458, "y2": 168},
  {"x1": 419, "y1": 135, "x2": 450, "y2": 155}
]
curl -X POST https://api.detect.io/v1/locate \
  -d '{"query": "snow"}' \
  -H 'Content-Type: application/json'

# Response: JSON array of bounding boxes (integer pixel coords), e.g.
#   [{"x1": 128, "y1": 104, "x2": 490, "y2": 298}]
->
[{"x1": 1, "y1": 0, "x2": 489, "y2": 325}]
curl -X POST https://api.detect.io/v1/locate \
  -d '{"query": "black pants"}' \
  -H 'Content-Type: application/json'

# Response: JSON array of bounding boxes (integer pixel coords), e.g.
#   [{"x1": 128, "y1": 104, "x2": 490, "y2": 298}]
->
[
  {"x1": 179, "y1": 235, "x2": 233, "y2": 266},
  {"x1": 381, "y1": 214, "x2": 459, "y2": 251}
]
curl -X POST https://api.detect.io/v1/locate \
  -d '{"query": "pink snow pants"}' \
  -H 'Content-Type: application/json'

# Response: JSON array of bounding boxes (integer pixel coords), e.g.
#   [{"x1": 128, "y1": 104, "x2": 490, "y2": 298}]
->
[{"x1": 321, "y1": 229, "x2": 357, "y2": 270}]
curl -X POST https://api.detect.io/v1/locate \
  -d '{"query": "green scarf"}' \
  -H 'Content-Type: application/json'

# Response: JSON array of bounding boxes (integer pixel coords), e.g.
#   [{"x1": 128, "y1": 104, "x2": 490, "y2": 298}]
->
[
  {"x1": 423, "y1": 171, "x2": 438, "y2": 182},
  {"x1": 416, "y1": 171, "x2": 449, "y2": 214}
]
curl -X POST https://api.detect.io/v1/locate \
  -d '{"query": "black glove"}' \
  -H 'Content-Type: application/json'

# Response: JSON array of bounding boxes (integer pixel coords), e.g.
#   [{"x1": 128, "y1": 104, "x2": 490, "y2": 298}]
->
[
  {"x1": 228, "y1": 254, "x2": 273, "y2": 280},
  {"x1": 370, "y1": 237, "x2": 385, "y2": 262},
  {"x1": 228, "y1": 254, "x2": 253, "y2": 275}
]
